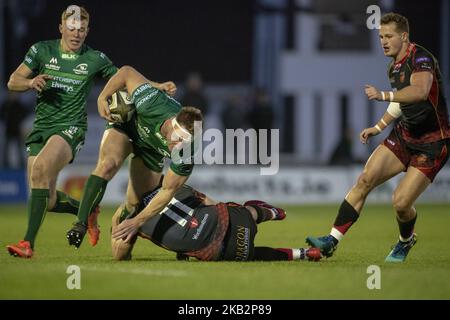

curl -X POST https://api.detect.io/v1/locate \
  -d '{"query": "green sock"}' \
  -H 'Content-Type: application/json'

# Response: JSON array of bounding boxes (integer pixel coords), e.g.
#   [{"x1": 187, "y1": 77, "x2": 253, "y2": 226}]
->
[
  {"x1": 24, "y1": 189, "x2": 50, "y2": 249},
  {"x1": 119, "y1": 206, "x2": 136, "y2": 223},
  {"x1": 77, "y1": 175, "x2": 108, "y2": 224},
  {"x1": 49, "y1": 190, "x2": 79, "y2": 215}
]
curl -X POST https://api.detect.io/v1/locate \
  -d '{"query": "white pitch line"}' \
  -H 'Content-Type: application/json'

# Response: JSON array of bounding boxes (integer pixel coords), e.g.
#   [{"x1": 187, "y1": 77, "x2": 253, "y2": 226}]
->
[{"x1": 81, "y1": 266, "x2": 189, "y2": 277}]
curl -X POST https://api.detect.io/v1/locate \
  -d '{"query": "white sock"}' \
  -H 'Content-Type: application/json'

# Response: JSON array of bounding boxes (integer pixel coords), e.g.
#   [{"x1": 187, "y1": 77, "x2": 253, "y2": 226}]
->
[
  {"x1": 399, "y1": 233, "x2": 414, "y2": 242},
  {"x1": 292, "y1": 248, "x2": 301, "y2": 260},
  {"x1": 330, "y1": 228, "x2": 344, "y2": 242},
  {"x1": 269, "y1": 208, "x2": 277, "y2": 220}
]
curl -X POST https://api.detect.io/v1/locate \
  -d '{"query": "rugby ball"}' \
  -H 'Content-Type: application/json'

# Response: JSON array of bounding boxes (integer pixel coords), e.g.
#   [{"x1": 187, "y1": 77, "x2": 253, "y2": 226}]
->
[{"x1": 108, "y1": 90, "x2": 135, "y2": 123}]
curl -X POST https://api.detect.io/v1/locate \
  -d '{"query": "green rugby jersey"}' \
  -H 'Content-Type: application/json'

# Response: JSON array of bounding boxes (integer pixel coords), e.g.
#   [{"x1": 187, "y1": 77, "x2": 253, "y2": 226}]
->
[
  {"x1": 131, "y1": 83, "x2": 194, "y2": 176},
  {"x1": 23, "y1": 39, "x2": 117, "y2": 129}
]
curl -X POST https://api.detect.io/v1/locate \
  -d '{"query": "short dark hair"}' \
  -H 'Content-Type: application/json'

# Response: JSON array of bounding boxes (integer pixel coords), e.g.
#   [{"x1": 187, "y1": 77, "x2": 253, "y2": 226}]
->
[
  {"x1": 380, "y1": 12, "x2": 409, "y2": 34},
  {"x1": 176, "y1": 106, "x2": 203, "y2": 134}
]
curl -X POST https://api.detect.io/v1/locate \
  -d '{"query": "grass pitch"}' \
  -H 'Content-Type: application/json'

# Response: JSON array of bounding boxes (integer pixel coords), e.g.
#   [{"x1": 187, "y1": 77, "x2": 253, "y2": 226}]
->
[{"x1": 1, "y1": 203, "x2": 450, "y2": 299}]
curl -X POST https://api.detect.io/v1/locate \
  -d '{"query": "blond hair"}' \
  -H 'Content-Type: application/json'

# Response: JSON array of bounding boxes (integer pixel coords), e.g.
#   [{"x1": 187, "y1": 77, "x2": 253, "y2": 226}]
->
[{"x1": 61, "y1": 5, "x2": 89, "y2": 23}]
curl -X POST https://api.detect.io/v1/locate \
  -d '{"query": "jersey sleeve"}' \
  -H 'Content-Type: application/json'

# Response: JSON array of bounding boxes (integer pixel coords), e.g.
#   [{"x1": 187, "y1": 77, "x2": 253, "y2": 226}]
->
[
  {"x1": 23, "y1": 42, "x2": 41, "y2": 73},
  {"x1": 169, "y1": 139, "x2": 199, "y2": 176},
  {"x1": 412, "y1": 51, "x2": 434, "y2": 73},
  {"x1": 97, "y1": 51, "x2": 118, "y2": 79},
  {"x1": 170, "y1": 162, "x2": 194, "y2": 176}
]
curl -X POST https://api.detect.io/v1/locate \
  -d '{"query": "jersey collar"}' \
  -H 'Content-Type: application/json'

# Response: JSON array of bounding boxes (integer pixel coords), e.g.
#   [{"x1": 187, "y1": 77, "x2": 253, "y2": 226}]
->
[
  {"x1": 395, "y1": 43, "x2": 415, "y2": 65},
  {"x1": 58, "y1": 40, "x2": 83, "y2": 58}
]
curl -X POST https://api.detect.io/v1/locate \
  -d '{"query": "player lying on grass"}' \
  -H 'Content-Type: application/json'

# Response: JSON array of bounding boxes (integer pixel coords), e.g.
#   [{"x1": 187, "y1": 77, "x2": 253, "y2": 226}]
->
[{"x1": 111, "y1": 184, "x2": 322, "y2": 262}]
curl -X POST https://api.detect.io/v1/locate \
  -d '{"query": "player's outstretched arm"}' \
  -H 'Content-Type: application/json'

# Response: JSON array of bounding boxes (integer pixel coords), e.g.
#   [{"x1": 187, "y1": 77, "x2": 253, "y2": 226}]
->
[
  {"x1": 7, "y1": 63, "x2": 52, "y2": 93},
  {"x1": 136, "y1": 168, "x2": 189, "y2": 222},
  {"x1": 112, "y1": 168, "x2": 189, "y2": 243}
]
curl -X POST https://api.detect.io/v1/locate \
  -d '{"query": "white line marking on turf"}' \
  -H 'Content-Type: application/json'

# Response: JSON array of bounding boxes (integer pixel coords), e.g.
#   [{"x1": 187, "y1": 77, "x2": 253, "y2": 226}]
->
[{"x1": 82, "y1": 266, "x2": 188, "y2": 277}]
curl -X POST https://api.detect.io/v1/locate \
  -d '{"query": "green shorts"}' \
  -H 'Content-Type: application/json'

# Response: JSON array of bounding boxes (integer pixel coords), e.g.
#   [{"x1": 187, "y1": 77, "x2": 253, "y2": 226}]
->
[
  {"x1": 105, "y1": 121, "x2": 165, "y2": 173},
  {"x1": 25, "y1": 125, "x2": 86, "y2": 163}
]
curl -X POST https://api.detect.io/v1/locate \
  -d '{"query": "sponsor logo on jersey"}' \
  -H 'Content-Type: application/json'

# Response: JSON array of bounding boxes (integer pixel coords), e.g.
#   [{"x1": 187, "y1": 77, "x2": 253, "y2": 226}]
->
[
  {"x1": 157, "y1": 147, "x2": 171, "y2": 158},
  {"x1": 235, "y1": 225, "x2": 250, "y2": 261},
  {"x1": 189, "y1": 217, "x2": 199, "y2": 228},
  {"x1": 387, "y1": 139, "x2": 395, "y2": 146},
  {"x1": 192, "y1": 214, "x2": 209, "y2": 240},
  {"x1": 415, "y1": 56, "x2": 430, "y2": 64},
  {"x1": 392, "y1": 63, "x2": 402, "y2": 73},
  {"x1": 61, "y1": 126, "x2": 79, "y2": 139},
  {"x1": 61, "y1": 53, "x2": 78, "y2": 60},
  {"x1": 45, "y1": 57, "x2": 61, "y2": 71},
  {"x1": 45, "y1": 64, "x2": 60, "y2": 71},
  {"x1": 25, "y1": 56, "x2": 32, "y2": 64},
  {"x1": 137, "y1": 123, "x2": 151, "y2": 138},
  {"x1": 73, "y1": 63, "x2": 88, "y2": 75},
  {"x1": 50, "y1": 81, "x2": 73, "y2": 92},
  {"x1": 31, "y1": 45, "x2": 38, "y2": 54},
  {"x1": 135, "y1": 90, "x2": 159, "y2": 109},
  {"x1": 100, "y1": 52, "x2": 105, "y2": 59},
  {"x1": 416, "y1": 63, "x2": 432, "y2": 70},
  {"x1": 133, "y1": 83, "x2": 151, "y2": 96}
]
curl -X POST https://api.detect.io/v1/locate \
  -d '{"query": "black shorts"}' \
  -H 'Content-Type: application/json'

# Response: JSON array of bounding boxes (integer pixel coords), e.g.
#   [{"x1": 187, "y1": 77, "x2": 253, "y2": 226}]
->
[{"x1": 220, "y1": 205, "x2": 257, "y2": 261}]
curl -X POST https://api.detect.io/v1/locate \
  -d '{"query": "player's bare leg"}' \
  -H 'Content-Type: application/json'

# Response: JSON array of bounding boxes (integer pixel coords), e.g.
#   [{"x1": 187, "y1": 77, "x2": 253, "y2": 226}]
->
[
  {"x1": 7, "y1": 136, "x2": 72, "y2": 257},
  {"x1": 345, "y1": 145, "x2": 405, "y2": 212},
  {"x1": 385, "y1": 167, "x2": 429, "y2": 262},
  {"x1": 120, "y1": 157, "x2": 162, "y2": 220},
  {"x1": 67, "y1": 128, "x2": 132, "y2": 248},
  {"x1": 30, "y1": 136, "x2": 72, "y2": 201},
  {"x1": 306, "y1": 145, "x2": 406, "y2": 257},
  {"x1": 26, "y1": 156, "x2": 34, "y2": 189},
  {"x1": 91, "y1": 128, "x2": 133, "y2": 181},
  {"x1": 111, "y1": 204, "x2": 136, "y2": 260}
]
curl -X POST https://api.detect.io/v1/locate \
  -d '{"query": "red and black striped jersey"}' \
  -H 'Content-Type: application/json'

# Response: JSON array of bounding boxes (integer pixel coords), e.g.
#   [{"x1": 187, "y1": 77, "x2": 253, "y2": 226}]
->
[
  {"x1": 388, "y1": 43, "x2": 450, "y2": 144},
  {"x1": 137, "y1": 185, "x2": 228, "y2": 259}
]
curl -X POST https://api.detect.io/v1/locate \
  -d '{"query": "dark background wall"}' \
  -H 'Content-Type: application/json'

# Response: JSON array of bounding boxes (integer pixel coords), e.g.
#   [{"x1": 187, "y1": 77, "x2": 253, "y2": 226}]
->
[
  {"x1": 3, "y1": 1, "x2": 444, "y2": 84},
  {"x1": 395, "y1": 0, "x2": 441, "y2": 60},
  {"x1": 6, "y1": 0, "x2": 254, "y2": 83}
]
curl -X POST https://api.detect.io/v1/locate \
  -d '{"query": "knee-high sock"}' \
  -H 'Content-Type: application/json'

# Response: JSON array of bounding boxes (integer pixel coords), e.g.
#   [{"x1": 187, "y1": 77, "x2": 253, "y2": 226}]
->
[
  {"x1": 397, "y1": 212, "x2": 417, "y2": 242},
  {"x1": 330, "y1": 199, "x2": 359, "y2": 242},
  {"x1": 253, "y1": 247, "x2": 311, "y2": 261},
  {"x1": 24, "y1": 189, "x2": 49, "y2": 249},
  {"x1": 249, "y1": 205, "x2": 274, "y2": 224},
  {"x1": 77, "y1": 175, "x2": 108, "y2": 224},
  {"x1": 49, "y1": 190, "x2": 79, "y2": 215}
]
